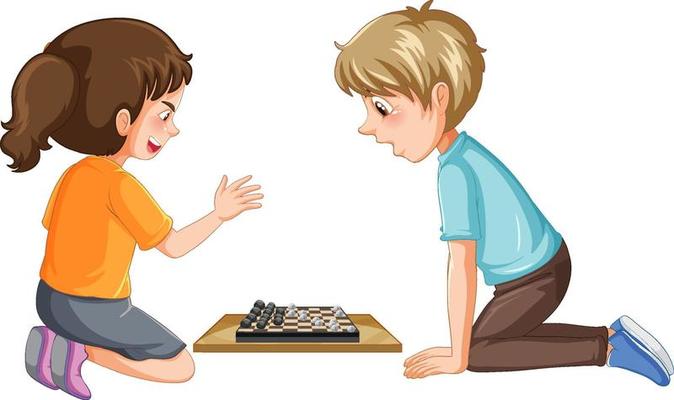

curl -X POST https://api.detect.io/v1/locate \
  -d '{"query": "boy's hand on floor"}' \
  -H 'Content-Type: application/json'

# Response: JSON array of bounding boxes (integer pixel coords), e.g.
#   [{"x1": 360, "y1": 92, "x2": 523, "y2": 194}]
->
[
  {"x1": 404, "y1": 346, "x2": 453, "y2": 367},
  {"x1": 213, "y1": 175, "x2": 263, "y2": 221},
  {"x1": 404, "y1": 349, "x2": 467, "y2": 378}
]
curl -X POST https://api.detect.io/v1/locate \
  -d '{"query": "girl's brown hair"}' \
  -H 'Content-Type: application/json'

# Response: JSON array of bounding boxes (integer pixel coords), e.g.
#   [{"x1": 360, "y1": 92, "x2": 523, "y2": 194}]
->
[{"x1": 1, "y1": 18, "x2": 192, "y2": 172}]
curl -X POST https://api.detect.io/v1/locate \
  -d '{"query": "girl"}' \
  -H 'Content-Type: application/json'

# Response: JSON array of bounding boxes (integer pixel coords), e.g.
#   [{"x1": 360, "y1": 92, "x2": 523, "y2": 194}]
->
[{"x1": 1, "y1": 18, "x2": 263, "y2": 399}]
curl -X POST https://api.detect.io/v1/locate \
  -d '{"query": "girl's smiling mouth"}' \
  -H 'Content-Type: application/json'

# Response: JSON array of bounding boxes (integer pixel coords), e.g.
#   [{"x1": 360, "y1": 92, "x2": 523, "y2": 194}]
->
[{"x1": 147, "y1": 136, "x2": 162, "y2": 153}]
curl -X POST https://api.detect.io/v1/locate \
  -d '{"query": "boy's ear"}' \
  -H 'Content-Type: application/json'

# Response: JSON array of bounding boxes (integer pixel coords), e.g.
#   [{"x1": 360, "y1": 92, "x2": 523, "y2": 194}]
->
[
  {"x1": 431, "y1": 82, "x2": 450, "y2": 113},
  {"x1": 115, "y1": 109, "x2": 132, "y2": 137}
]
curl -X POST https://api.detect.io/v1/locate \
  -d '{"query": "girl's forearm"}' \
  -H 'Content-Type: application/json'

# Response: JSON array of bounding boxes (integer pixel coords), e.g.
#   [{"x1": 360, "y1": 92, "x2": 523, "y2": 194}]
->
[
  {"x1": 157, "y1": 211, "x2": 223, "y2": 258},
  {"x1": 447, "y1": 241, "x2": 478, "y2": 364}
]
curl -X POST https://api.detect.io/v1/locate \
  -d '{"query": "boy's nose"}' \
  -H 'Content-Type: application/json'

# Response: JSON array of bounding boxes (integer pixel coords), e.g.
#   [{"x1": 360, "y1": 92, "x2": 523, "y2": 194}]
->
[{"x1": 358, "y1": 122, "x2": 375, "y2": 136}]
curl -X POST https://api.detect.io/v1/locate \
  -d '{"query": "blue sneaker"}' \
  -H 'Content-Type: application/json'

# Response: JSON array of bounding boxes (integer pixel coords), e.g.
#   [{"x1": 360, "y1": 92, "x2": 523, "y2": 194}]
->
[
  {"x1": 611, "y1": 315, "x2": 673, "y2": 376},
  {"x1": 608, "y1": 330, "x2": 670, "y2": 386}
]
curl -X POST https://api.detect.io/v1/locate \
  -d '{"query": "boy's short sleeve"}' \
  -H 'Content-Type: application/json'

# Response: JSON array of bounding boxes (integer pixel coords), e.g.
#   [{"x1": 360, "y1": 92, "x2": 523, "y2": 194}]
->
[
  {"x1": 109, "y1": 173, "x2": 173, "y2": 250},
  {"x1": 437, "y1": 164, "x2": 481, "y2": 241}
]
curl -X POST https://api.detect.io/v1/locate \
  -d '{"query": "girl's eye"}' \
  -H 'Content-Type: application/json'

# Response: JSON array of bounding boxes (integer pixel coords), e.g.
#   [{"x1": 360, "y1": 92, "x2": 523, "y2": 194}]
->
[
  {"x1": 372, "y1": 96, "x2": 393, "y2": 117},
  {"x1": 159, "y1": 110, "x2": 171, "y2": 121}
]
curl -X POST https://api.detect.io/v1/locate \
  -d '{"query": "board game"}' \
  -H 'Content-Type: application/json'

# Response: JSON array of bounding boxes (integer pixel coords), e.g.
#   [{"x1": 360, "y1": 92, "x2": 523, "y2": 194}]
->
[{"x1": 235, "y1": 300, "x2": 360, "y2": 343}]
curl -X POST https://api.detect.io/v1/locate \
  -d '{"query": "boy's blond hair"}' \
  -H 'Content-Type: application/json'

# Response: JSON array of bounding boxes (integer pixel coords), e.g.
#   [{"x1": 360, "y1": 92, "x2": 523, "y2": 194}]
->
[{"x1": 334, "y1": 1, "x2": 485, "y2": 132}]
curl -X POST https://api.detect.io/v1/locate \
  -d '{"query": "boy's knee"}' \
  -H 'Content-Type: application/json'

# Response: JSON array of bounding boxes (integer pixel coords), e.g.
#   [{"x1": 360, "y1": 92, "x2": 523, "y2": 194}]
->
[{"x1": 466, "y1": 339, "x2": 489, "y2": 372}]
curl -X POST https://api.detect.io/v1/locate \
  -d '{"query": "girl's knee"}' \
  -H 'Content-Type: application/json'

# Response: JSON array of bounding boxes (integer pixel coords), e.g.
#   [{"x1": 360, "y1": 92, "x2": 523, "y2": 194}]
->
[
  {"x1": 173, "y1": 350, "x2": 195, "y2": 382},
  {"x1": 161, "y1": 349, "x2": 194, "y2": 383}
]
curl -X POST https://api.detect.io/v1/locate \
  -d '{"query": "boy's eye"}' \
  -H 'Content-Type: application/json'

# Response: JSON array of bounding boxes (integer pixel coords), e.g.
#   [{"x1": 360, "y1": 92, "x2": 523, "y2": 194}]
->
[
  {"x1": 159, "y1": 110, "x2": 171, "y2": 121},
  {"x1": 372, "y1": 96, "x2": 393, "y2": 116}
]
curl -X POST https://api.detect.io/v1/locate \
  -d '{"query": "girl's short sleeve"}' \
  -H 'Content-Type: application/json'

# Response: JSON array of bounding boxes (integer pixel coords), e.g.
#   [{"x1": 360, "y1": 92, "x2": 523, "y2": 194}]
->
[
  {"x1": 108, "y1": 173, "x2": 173, "y2": 250},
  {"x1": 42, "y1": 167, "x2": 72, "y2": 229}
]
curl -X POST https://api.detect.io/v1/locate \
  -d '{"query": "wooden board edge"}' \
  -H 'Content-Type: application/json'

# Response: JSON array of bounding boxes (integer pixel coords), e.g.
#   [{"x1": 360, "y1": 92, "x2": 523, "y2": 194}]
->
[
  {"x1": 193, "y1": 344, "x2": 402, "y2": 353},
  {"x1": 364, "y1": 314, "x2": 403, "y2": 349},
  {"x1": 192, "y1": 313, "x2": 404, "y2": 353},
  {"x1": 193, "y1": 314, "x2": 233, "y2": 347}
]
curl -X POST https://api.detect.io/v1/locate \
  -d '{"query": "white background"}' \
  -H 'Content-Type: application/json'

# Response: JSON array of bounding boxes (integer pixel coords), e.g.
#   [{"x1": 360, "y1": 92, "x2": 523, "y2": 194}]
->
[{"x1": 1, "y1": 0, "x2": 673, "y2": 399}]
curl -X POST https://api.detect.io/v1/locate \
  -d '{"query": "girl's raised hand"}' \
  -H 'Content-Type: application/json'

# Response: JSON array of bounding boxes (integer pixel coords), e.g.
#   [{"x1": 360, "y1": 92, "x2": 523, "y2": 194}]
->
[{"x1": 213, "y1": 175, "x2": 263, "y2": 221}]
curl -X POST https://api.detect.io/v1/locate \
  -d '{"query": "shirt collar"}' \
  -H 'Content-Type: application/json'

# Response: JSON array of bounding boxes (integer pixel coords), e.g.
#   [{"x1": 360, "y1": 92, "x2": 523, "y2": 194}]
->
[{"x1": 438, "y1": 131, "x2": 467, "y2": 165}]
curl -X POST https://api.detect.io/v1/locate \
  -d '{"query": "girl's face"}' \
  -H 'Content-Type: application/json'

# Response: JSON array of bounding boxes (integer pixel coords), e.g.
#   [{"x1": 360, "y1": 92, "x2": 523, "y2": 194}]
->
[
  {"x1": 358, "y1": 88, "x2": 445, "y2": 163},
  {"x1": 120, "y1": 84, "x2": 185, "y2": 160}
]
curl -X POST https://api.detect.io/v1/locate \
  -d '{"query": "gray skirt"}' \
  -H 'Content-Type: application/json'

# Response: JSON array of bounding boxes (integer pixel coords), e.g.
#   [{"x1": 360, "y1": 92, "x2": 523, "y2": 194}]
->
[{"x1": 36, "y1": 280, "x2": 186, "y2": 361}]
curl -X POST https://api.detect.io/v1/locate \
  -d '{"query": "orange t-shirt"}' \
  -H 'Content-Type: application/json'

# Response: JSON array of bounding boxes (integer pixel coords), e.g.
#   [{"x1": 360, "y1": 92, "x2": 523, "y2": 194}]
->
[{"x1": 39, "y1": 156, "x2": 172, "y2": 299}]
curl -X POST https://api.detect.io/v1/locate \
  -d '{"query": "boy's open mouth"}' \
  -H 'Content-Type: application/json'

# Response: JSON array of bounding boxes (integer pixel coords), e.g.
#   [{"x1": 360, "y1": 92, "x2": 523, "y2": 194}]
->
[{"x1": 147, "y1": 136, "x2": 161, "y2": 153}]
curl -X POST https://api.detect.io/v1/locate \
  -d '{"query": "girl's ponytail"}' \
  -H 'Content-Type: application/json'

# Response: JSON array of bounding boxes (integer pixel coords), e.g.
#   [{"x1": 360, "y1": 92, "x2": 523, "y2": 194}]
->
[{"x1": 1, "y1": 53, "x2": 78, "y2": 172}]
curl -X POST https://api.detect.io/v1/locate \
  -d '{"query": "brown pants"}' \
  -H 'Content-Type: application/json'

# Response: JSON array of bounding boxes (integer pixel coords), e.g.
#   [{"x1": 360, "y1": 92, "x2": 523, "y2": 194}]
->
[{"x1": 468, "y1": 240, "x2": 609, "y2": 371}]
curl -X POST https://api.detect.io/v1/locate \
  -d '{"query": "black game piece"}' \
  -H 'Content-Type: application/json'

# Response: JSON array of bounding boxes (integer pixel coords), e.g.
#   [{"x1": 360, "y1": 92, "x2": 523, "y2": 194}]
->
[
  {"x1": 240, "y1": 319, "x2": 252, "y2": 328},
  {"x1": 251, "y1": 307, "x2": 262, "y2": 316},
  {"x1": 267, "y1": 302, "x2": 276, "y2": 309},
  {"x1": 246, "y1": 313, "x2": 257, "y2": 322},
  {"x1": 236, "y1": 306, "x2": 360, "y2": 343},
  {"x1": 254, "y1": 300, "x2": 265, "y2": 309}
]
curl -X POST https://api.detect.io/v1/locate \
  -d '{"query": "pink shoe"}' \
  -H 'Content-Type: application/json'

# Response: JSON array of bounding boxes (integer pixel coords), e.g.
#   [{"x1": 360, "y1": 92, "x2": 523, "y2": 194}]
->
[
  {"x1": 25, "y1": 326, "x2": 59, "y2": 390},
  {"x1": 51, "y1": 336, "x2": 91, "y2": 400}
]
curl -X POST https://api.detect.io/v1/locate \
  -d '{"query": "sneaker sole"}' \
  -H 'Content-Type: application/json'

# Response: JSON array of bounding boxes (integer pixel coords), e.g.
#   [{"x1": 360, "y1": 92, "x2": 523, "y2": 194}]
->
[
  {"x1": 51, "y1": 336, "x2": 91, "y2": 400},
  {"x1": 608, "y1": 330, "x2": 670, "y2": 386},
  {"x1": 50, "y1": 335, "x2": 68, "y2": 393},
  {"x1": 618, "y1": 316, "x2": 674, "y2": 376},
  {"x1": 25, "y1": 327, "x2": 58, "y2": 390}
]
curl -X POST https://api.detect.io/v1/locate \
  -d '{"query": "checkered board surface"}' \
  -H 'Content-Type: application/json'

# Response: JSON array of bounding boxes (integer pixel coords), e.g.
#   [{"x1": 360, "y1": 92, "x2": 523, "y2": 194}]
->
[{"x1": 236, "y1": 307, "x2": 360, "y2": 343}]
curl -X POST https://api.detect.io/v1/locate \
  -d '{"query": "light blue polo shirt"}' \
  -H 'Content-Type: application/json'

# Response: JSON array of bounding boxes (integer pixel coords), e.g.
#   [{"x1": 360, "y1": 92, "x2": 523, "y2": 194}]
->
[{"x1": 437, "y1": 131, "x2": 562, "y2": 285}]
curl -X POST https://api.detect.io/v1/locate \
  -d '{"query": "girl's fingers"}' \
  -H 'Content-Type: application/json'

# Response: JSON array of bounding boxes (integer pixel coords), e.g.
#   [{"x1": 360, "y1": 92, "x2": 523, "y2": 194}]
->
[
  {"x1": 238, "y1": 193, "x2": 264, "y2": 203},
  {"x1": 240, "y1": 203, "x2": 262, "y2": 211},
  {"x1": 227, "y1": 175, "x2": 253, "y2": 192},
  {"x1": 217, "y1": 175, "x2": 228, "y2": 193},
  {"x1": 235, "y1": 184, "x2": 262, "y2": 196}
]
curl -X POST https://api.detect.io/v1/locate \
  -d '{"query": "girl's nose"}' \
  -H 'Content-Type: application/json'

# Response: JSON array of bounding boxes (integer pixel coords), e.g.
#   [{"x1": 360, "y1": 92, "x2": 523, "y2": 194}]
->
[{"x1": 168, "y1": 124, "x2": 180, "y2": 137}]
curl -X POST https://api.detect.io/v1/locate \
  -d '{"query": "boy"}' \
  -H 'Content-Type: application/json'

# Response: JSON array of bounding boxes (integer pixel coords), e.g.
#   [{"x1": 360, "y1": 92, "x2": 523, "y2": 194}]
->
[{"x1": 334, "y1": 0, "x2": 672, "y2": 384}]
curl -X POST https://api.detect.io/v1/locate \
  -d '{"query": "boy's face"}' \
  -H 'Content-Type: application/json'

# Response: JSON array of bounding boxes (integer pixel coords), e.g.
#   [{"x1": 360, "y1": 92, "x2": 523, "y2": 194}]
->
[
  {"x1": 358, "y1": 88, "x2": 444, "y2": 163},
  {"x1": 123, "y1": 84, "x2": 185, "y2": 160}
]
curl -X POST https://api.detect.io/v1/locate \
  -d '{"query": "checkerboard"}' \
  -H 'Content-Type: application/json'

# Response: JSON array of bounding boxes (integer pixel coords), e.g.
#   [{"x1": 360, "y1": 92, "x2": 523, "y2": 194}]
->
[{"x1": 236, "y1": 306, "x2": 360, "y2": 343}]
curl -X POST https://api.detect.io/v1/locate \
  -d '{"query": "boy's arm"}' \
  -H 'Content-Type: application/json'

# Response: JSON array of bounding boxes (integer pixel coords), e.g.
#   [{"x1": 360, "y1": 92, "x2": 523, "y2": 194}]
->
[
  {"x1": 403, "y1": 239, "x2": 477, "y2": 377},
  {"x1": 155, "y1": 175, "x2": 262, "y2": 258},
  {"x1": 447, "y1": 239, "x2": 478, "y2": 370}
]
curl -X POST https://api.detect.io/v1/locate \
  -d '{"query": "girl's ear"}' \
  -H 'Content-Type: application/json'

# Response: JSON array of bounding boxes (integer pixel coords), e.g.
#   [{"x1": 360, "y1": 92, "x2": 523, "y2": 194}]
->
[
  {"x1": 115, "y1": 109, "x2": 132, "y2": 136},
  {"x1": 431, "y1": 82, "x2": 450, "y2": 114}
]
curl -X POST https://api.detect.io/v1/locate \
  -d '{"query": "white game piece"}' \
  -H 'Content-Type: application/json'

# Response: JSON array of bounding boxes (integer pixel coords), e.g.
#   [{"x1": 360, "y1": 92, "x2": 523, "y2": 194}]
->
[
  {"x1": 331, "y1": 305, "x2": 341, "y2": 313},
  {"x1": 328, "y1": 324, "x2": 339, "y2": 332},
  {"x1": 335, "y1": 310, "x2": 346, "y2": 318},
  {"x1": 328, "y1": 318, "x2": 337, "y2": 326},
  {"x1": 287, "y1": 309, "x2": 297, "y2": 317},
  {"x1": 313, "y1": 319, "x2": 324, "y2": 327},
  {"x1": 299, "y1": 313, "x2": 309, "y2": 322},
  {"x1": 288, "y1": 303, "x2": 297, "y2": 310},
  {"x1": 346, "y1": 325, "x2": 356, "y2": 333}
]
